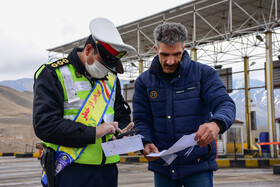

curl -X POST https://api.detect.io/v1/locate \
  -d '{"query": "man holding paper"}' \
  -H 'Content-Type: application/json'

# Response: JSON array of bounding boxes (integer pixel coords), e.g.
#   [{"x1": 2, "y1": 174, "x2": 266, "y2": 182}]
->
[
  {"x1": 33, "y1": 18, "x2": 135, "y2": 187},
  {"x1": 133, "y1": 22, "x2": 236, "y2": 187}
]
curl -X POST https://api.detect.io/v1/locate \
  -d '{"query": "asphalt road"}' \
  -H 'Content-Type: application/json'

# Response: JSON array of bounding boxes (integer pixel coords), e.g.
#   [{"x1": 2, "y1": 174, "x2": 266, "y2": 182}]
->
[{"x1": 0, "y1": 157, "x2": 279, "y2": 187}]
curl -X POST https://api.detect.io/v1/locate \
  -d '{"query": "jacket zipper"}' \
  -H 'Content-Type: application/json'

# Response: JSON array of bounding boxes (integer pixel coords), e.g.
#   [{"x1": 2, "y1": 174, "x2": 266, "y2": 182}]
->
[{"x1": 175, "y1": 86, "x2": 196, "y2": 94}]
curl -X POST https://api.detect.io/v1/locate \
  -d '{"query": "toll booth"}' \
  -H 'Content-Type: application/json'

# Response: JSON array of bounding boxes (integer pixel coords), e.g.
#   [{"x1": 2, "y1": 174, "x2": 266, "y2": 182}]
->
[
  {"x1": 217, "y1": 119, "x2": 244, "y2": 157},
  {"x1": 122, "y1": 82, "x2": 134, "y2": 120},
  {"x1": 275, "y1": 117, "x2": 280, "y2": 155},
  {"x1": 217, "y1": 133, "x2": 227, "y2": 156},
  {"x1": 260, "y1": 132, "x2": 270, "y2": 158},
  {"x1": 276, "y1": 117, "x2": 280, "y2": 144}
]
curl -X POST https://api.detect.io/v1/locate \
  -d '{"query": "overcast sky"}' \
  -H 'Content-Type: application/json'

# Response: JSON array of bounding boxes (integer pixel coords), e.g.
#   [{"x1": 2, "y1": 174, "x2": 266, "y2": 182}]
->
[{"x1": 0, "y1": 0, "x2": 190, "y2": 81}]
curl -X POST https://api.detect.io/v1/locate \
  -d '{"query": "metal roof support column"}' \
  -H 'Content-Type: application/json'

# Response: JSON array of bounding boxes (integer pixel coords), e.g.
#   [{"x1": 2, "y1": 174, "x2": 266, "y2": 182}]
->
[
  {"x1": 190, "y1": 48, "x2": 197, "y2": 61},
  {"x1": 264, "y1": 31, "x2": 277, "y2": 158},
  {"x1": 191, "y1": 3, "x2": 197, "y2": 61},
  {"x1": 229, "y1": 0, "x2": 232, "y2": 34},
  {"x1": 275, "y1": 0, "x2": 278, "y2": 22},
  {"x1": 137, "y1": 24, "x2": 143, "y2": 74},
  {"x1": 243, "y1": 56, "x2": 252, "y2": 150},
  {"x1": 137, "y1": 24, "x2": 140, "y2": 56},
  {"x1": 138, "y1": 59, "x2": 143, "y2": 74}
]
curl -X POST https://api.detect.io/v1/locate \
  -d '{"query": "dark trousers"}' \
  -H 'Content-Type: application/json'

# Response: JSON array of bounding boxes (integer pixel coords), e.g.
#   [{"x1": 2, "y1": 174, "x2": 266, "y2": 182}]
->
[
  {"x1": 154, "y1": 170, "x2": 213, "y2": 187},
  {"x1": 45, "y1": 163, "x2": 118, "y2": 187}
]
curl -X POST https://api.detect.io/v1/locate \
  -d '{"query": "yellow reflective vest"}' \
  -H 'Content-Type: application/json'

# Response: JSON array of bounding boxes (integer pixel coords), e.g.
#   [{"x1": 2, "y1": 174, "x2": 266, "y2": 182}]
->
[{"x1": 36, "y1": 58, "x2": 120, "y2": 165}]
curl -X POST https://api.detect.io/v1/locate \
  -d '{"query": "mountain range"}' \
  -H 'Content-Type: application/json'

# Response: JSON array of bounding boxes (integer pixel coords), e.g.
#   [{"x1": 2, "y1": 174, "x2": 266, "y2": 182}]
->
[
  {"x1": 0, "y1": 78, "x2": 34, "y2": 92},
  {"x1": 0, "y1": 78, "x2": 279, "y2": 129},
  {"x1": 0, "y1": 84, "x2": 36, "y2": 152},
  {"x1": 230, "y1": 79, "x2": 280, "y2": 128}
]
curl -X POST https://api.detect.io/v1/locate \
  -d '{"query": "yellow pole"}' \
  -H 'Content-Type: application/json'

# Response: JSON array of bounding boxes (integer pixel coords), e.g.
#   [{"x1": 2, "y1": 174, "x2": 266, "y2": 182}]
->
[
  {"x1": 243, "y1": 56, "x2": 252, "y2": 150},
  {"x1": 139, "y1": 59, "x2": 143, "y2": 74},
  {"x1": 190, "y1": 48, "x2": 197, "y2": 61},
  {"x1": 264, "y1": 31, "x2": 277, "y2": 158}
]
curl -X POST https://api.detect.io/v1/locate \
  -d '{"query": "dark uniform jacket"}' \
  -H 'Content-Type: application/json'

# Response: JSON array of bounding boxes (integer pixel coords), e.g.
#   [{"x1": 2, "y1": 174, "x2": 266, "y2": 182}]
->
[
  {"x1": 133, "y1": 50, "x2": 236, "y2": 179},
  {"x1": 33, "y1": 47, "x2": 131, "y2": 148}
]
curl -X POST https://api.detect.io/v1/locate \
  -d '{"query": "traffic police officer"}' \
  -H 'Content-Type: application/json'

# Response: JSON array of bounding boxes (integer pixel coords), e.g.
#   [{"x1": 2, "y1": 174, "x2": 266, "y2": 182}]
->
[{"x1": 33, "y1": 17, "x2": 136, "y2": 187}]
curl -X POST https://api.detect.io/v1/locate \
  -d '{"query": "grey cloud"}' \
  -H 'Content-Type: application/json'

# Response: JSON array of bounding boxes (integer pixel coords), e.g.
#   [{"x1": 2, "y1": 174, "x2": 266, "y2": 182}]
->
[{"x1": 0, "y1": 36, "x2": 48, "y2": 81}]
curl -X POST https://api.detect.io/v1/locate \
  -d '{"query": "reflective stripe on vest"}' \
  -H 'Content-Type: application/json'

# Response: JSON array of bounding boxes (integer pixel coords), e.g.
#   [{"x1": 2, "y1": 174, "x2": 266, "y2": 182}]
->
[
  {"x1": 103, "y1": 89, "x2": 115, "y2": 123},
  {"x1": 43, "y1": 62, "x2": 119, "y2": 166},
  {"x1": 59, "y1": 65, "x2": 80, "y2": 103}
]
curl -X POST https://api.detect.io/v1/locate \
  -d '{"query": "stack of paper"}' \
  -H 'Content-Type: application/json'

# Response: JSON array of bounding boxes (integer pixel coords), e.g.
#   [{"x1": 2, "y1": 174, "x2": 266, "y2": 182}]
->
[{"x1": 147, "y1": 133, "x2": 198, "y2": 165}]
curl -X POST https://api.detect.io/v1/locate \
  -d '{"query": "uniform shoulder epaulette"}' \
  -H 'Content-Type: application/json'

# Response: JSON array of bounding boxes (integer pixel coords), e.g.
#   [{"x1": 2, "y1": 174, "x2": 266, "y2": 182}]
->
[
  {"x1": 47, "y1": 58, "x2": 70, "y2": 70},
  {"x1": 34, "y1": 58, "x2": 70, "y2": 80}
]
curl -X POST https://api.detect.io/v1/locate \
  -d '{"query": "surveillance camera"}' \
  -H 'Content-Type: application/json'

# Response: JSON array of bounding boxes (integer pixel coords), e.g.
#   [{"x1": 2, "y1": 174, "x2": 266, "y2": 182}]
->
[{"x1": 214, "y1": 65, "x2": 222, "y2": 69}]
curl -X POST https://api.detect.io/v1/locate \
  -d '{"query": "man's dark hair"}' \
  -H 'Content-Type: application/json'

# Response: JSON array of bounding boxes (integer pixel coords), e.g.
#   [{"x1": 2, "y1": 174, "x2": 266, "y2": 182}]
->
[
  {"x1": 153, "y1": 22, "x2": 187, "y2": 48},
  {"x1": 84, "y1": 35, "x2": 98, "y2": 53}
]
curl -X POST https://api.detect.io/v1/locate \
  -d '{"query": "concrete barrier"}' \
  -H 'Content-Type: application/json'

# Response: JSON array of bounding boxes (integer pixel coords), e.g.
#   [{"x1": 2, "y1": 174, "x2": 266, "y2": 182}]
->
[
  {"x1": 0, "y1": 152, "x2": 40, "y2": 158},
  {"x1": 120, "y1": 155, "x2": 280, "y2": 168},
  {"x1": 2, "y1": 152, "x2": 280, "y2": 168},
  {"x1": 273, "y1": 164, "x2": 280, "y2": 174},
  {"x1": 15, "y1": 153, "x2": 34, "y2": 158}
]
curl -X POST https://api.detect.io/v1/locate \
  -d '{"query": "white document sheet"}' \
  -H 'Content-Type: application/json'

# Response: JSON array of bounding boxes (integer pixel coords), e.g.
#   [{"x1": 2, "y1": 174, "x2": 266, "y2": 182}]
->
[
  {"x1": 146, "y1": 133, "x2": 198, "y2": 165},
  {"x1": 101, "y1": 135, "x2": 144, "y2": 157}
]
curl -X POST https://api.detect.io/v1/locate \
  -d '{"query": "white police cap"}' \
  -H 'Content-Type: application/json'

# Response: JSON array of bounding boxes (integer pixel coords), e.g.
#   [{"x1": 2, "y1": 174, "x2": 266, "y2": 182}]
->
[{"x1": 89, "y1": 18, "x2": 136, "y2": 55}]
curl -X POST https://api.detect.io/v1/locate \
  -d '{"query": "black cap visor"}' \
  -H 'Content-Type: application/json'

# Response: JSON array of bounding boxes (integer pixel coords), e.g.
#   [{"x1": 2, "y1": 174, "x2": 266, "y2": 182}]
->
[{"x1": 94, "y1": 39, "x2": 126, "y2": 74}]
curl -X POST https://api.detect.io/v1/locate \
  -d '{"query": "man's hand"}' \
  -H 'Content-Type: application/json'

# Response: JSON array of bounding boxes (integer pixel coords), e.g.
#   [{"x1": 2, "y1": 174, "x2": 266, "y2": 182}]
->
[
  {"x1": 143, "y1": 143, "x2": 160, "y2": 161},
  {"x1": 195, "y1": 122, "x2": 220, "y2": 147},
  {"x1": 96, "y1": 122, "x2": 121, "y2": 139}
]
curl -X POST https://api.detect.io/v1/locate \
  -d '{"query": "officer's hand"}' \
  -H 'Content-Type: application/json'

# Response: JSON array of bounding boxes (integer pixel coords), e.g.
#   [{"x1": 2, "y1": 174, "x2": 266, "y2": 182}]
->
[
  {"x1": 143, "y1": 143, "x2": 160, "y2": 161},
  {"x1": 111, "y1": 122, "x2": 135, "y2": 140},
  {"x1": 195, "y1": 122, "x2": 220, "y2": 147},
  {"x1": 122, "y1": 122, "x2": 134, "y2": 133},
  {"x1": 96, "y1": 122, "x2": 121, "y2": 139}
]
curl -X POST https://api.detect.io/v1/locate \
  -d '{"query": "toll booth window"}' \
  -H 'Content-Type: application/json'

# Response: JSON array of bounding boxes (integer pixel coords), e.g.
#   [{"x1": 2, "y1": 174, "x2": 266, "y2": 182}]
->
[{"x1": 227, "y1": 128, "x2": 242, "y2": 143}]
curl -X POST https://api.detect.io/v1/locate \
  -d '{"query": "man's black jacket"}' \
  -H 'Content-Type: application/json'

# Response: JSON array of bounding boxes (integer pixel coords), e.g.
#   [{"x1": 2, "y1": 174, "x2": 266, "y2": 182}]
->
[{"x1": 33, "y1": 47, "x2": 131, "y2": 148}]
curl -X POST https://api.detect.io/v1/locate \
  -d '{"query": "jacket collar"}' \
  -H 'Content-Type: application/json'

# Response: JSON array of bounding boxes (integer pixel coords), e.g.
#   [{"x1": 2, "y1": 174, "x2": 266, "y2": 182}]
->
[{"x1": 67, "y1": 47, "x2": 86, "y2": 75}]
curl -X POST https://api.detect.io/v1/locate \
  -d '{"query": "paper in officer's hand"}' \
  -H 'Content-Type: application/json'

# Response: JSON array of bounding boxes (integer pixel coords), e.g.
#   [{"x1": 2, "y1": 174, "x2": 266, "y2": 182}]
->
[{"x1": 101, "y1": 135, "x2": 143, "y2": 157}]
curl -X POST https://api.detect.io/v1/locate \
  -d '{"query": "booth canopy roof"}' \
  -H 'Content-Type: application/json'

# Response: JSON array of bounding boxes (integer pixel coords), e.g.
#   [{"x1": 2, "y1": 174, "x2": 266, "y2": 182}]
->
[{"x1": 48, "y1": 0, "x2": 280, "y2": 56}]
